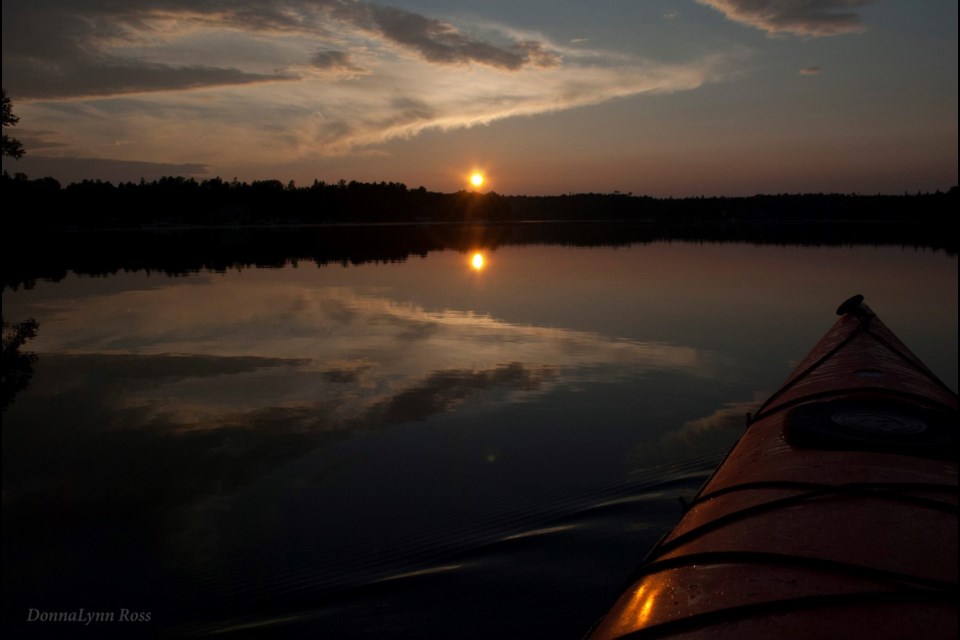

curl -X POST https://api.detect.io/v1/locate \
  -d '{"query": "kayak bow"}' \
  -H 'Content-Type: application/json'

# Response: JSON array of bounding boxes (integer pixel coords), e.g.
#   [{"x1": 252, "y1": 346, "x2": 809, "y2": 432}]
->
[{"x1": 589, "y1": 295, "x2": 958, "y2": 639}]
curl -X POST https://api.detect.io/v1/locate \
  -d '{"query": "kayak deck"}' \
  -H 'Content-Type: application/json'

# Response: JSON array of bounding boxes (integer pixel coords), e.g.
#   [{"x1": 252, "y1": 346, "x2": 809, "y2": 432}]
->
[{"x1": 589, "y1": 297, "x2": 958, "y2": 639}]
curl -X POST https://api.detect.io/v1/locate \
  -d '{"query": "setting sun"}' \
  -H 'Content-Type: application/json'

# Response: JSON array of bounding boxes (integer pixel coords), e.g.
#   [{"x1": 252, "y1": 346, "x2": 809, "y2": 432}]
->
[
  {"x1": 471, "y1": 252, "x2": 485, "y2": 270},
  {"x1": 469, "y1": 172, "x2": 485, "y2": 188}
]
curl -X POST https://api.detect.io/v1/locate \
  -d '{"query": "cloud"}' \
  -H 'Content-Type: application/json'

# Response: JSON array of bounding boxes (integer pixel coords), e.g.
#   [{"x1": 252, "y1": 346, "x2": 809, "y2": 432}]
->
[
  {"x1": 1, "y1": 2, "x2": 295, "y2": 99},
  {"x1": 2, "y1": 0, "x2": 563, "y2": 100},
  {"x1": 2, "y1": 0, "x2": 731, "y2": 172},
  {"x1": 294, "y1": 53, "x2": 725, "y2": 155},
  {"x1": 353, "y1": 3, "x2": 561, "y2": 70},
  {"x1": 3, "y1": 155, "x2": 209, "y2": 184},
  {"x1": 14, "y1": 130, "x2": 69, "y2": 153},
  {"x1": 309, "y1": 49, "x2": 367, "y2": 75},
  {"x1": 800, "y1": 66, "x2": 822, "y2": 75},
  {"x1": 27, "y1": 61, "x2": 292, "y2": 101},
  {"x1": 696, "y1": 0, "x2": 871, "y2": 36}
]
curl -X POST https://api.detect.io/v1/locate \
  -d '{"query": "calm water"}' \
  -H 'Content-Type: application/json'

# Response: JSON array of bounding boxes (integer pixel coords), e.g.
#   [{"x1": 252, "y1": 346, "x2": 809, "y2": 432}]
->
[{"x1": 2, "y1": 240, "x2": 957, "y2": 638}]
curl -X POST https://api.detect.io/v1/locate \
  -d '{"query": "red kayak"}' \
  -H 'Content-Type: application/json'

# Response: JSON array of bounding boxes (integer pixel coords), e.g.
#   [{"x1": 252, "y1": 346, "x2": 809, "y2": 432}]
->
[{"x1": 589, "y1": 295, "x2": 958, "y2": 639}]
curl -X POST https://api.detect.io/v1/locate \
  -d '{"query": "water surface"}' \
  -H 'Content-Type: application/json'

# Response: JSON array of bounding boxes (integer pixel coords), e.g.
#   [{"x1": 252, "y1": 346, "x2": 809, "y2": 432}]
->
[{"x1": 2, "y1": 240, "x2": 956, "y2": 638}]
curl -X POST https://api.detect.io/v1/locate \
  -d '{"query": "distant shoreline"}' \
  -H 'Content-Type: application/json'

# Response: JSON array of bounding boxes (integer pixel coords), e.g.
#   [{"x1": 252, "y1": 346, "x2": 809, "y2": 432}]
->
[
  {"x1": 3, "y1": 173, "x2": 956, "y2": 231},
  {"x1": 32, "y1": 216, "x2": 957, "y2": 234}
]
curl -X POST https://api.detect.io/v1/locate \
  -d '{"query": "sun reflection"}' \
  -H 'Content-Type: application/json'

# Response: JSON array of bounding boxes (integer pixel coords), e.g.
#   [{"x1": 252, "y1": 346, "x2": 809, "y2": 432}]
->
[
  {"x1": 639, "y1": 588, "x2": 656, "y2": 623},
  {"x1": 595, "y1": 582, "x2": 661, "y2": 636},
  {"x1": 471, "y1": 252, "x2": 485, "y2": 270}
]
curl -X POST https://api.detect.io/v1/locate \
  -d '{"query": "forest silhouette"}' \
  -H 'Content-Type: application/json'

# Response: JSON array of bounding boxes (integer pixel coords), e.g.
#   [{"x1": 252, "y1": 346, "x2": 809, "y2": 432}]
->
[{"x1": 2, "y1": 171, "x2": 956, "y2": 230}]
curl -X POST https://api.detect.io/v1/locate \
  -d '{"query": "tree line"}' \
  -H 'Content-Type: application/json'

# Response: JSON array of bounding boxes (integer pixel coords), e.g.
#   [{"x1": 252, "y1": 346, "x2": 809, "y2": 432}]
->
[{"x1": 2, "y1": 171, "x2": 956, "y2": 230}]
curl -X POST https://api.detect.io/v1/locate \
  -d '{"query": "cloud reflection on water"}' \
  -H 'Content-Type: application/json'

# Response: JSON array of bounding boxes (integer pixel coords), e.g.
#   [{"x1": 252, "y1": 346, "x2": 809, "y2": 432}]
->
[
  {"x1": 23, "y1": 280, "x2": 714, "y2": 434},
  {"x1": 3, "y1": 272, "x2": 715, "y2": 527},
  {"x1": 3, "y1": 275, "x2": 718, "y2": 588}
]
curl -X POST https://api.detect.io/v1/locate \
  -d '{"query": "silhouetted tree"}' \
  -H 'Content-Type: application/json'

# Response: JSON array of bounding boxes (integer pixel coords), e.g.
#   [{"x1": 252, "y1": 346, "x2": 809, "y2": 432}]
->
[{"x1": 2, "y1": 89, "x2": 25, "y2": 160}]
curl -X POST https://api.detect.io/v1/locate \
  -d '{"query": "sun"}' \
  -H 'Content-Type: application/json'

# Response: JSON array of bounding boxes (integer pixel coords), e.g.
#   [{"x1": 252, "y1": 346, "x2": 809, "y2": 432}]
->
[
  {"x1": 471, "y1": 252, "x2": 485, "y2": 270},
  {"x1": 469, "y1": 172, "x2": 485, "y2": 188}
]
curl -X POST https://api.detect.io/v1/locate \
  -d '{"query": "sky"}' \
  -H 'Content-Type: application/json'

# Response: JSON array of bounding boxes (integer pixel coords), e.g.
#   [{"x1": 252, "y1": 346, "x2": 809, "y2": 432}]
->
[{"x1": 2, "y1": 0, "x2": 957, "y2": 195}]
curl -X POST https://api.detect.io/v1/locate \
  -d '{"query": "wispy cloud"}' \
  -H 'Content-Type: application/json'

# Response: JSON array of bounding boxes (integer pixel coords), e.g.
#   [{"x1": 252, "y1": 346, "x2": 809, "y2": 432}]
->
[
  {"x1": 309, "y1": 49, "x2": 368, "y2": 76},
  {"x1": 350, "y1": 2, "x2": 561, "y2": 70},
  {"x1": 696, "y1": 0, "x2": 871, "y2": 37},
  {"x1": 290, "y1": 52, "x2": 726, "y2": 155},
  {"x1": 13, "y1": 62, "x2": 291, "y2": 102},
  {"x1": 6, "y1": 155, "x2": 210, "y2": 184},
  {"x1": 800, "y1": 66, "x2": 822, "y2": 75},
  {"x1": 4, "y1": 0, "x2": 732, "y2": 168},
  {"x1": 2, "y1": 0, "x2": 563, "y2": 100}
]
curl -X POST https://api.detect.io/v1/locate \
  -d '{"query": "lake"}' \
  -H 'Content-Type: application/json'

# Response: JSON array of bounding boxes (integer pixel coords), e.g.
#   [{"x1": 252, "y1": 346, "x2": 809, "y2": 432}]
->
[{"x1": 2, "y1": 233, "x2": 957, "y2": 638}]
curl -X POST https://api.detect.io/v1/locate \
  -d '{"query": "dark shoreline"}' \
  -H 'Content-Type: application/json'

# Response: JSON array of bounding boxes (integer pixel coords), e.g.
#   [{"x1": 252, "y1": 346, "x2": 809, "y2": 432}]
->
[
  {"x1": 3, "y1": 219, "x2": 955, "y2": 292},
  {"x1": 4, "y1": 173, "x2": 956, "y2": 228}
]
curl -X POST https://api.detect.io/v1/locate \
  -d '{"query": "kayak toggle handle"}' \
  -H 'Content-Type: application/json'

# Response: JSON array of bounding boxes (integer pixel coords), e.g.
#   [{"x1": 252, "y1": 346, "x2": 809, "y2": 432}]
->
[{"x1": 836, "y1": 294, "x2": 869, "y2": 317}]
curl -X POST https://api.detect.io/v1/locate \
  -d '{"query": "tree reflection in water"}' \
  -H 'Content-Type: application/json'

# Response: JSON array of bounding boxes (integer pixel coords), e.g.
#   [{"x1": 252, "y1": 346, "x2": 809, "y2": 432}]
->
[{"x1": 2, "y1": 317, "x2": 38, "y2": 411}]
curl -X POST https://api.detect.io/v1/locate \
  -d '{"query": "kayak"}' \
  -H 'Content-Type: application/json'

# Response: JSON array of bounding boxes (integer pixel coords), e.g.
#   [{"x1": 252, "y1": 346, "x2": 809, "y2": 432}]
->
[{"x1": 588, "y1": 295, "x2": 958, "y2": 639}]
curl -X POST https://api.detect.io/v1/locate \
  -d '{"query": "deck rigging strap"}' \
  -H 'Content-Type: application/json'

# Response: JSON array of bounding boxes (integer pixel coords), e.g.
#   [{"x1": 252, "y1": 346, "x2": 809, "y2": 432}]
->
[
  {"x1": 751, "y1": 315, "x2": 871, "y2": 422},
  {"x1": 626, "y1": 550, "x2": 958, "y2": 593},
  {"x1": 689, "y1": 479, "x2": 959, "y2": 510},
  {"x1": 751, "y1": 305, "x2": 957, "y2": 425},
  {"x1": 647, "y1": 481, "x2": 958, "y2": 561}
]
